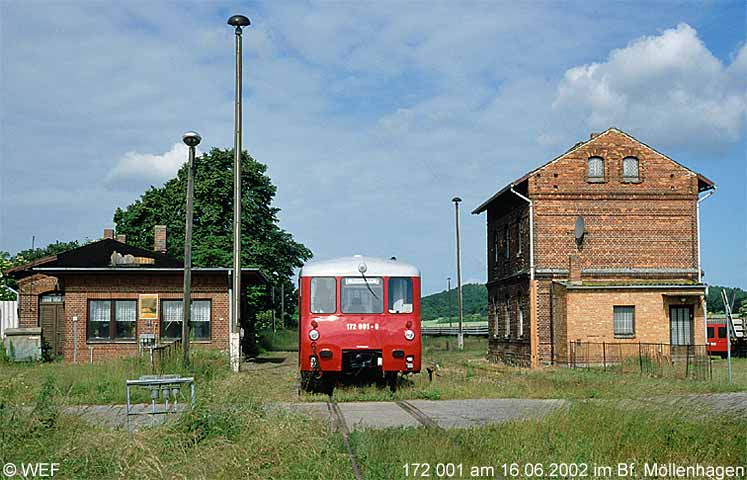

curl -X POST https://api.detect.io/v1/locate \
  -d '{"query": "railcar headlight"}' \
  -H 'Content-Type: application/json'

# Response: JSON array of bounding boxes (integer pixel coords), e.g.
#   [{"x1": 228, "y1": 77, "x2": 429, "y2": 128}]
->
[
  {"x1": 309, "y1": 329, "x2": 320, "y2": 341},
  {"x1": 404, "y1": 329, "x2": 415, "y2": 341}
]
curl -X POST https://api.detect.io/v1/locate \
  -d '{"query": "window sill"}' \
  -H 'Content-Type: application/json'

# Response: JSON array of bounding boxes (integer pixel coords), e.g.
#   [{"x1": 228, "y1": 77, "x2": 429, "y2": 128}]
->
[
  {"x1": 86, "y1": 340, "x2": 138, "y2": 344},
  {"x1": 614, "y1": 335, "x2": 636, "y2": 339},
  {"x1": 586, "y1": 178, "x2": 606, "y2": 183},
  {"x1": 161, "y1": 339, "x2": 212, "y2": 344},
  {"x1": 622, "y1": 178, "x2": 641, "y2": 184}
]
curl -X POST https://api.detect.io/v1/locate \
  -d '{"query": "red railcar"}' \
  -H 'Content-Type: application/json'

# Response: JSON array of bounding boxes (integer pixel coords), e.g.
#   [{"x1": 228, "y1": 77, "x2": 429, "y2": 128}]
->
[
  {"x1": 707, "y1": 317, "x2": 746, "y2": 357},
  {"x1": 707, "y1": 322, "x2": 730, "y2": 357},
  {"x1": 298, "y1": 255, "x2": 421, "y2": 391}
]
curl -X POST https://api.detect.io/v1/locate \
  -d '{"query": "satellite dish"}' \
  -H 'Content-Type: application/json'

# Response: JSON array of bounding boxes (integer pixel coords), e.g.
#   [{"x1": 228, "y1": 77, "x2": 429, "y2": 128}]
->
[{"x1": 575, "y1": 216, "x2": 585, "y2": 244}]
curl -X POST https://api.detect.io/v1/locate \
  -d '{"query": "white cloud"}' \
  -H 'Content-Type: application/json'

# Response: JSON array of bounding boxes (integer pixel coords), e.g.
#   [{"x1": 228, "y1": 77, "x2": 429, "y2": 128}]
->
[
  {"x1": 552, "y1": 23, "x2": 746, "y2": 150},
  {"x1": 106, "y1": 143, "x2": 193, "y2": 188}
]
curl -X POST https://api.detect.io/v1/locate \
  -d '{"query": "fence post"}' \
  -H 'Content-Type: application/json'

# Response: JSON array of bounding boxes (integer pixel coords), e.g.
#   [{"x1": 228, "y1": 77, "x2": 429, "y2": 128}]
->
[
  {"x1": 638, "y1": 342, "x2": 643, "y2": 375},
  {"x1": 603, "y1": 342, "x2": 606, "y2": 371}
]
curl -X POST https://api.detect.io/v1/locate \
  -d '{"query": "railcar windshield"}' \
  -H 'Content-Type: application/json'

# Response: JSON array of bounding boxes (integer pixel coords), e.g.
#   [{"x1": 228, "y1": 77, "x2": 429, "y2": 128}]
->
[
  {"x1": 388, "y1": 277, "x2": 413, "y2": 313},
  {"x1": 341, "y1": 277, "x2": 383, "y2": 313},
  {"x1": 310, "y1": 277, "x2": 336, "y2": 314}
]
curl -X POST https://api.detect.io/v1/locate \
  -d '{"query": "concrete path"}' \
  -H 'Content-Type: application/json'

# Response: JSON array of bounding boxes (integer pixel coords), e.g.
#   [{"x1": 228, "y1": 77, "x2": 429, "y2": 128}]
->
[
  {"x1": 281, "y1": 392, "x2": 746, "y2": 431},
  {"x1": 63, "y1": 404, "x2": 188, "y2": 430},
  {"x1": 282, "y1": 398, "x2": 569, "y2": 431}
]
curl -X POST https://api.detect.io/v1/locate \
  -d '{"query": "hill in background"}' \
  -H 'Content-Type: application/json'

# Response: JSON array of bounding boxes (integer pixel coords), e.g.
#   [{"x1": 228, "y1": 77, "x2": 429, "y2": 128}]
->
[
  {"x1": 421, "y1": 283, "x2": 487, "y2": 322},
  {"x1": 421, "y1": 283, "x2": 746, "y2": 322}
]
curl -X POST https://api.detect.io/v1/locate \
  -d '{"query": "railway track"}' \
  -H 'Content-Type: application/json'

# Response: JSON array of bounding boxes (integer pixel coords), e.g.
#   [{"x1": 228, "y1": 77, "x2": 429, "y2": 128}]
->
[
  {"x1": 326, "y1": 396, "x2": 444, "y2": 479},
  {"x1": 327, "y1": 397, "x2": 363, "y2": 480}
]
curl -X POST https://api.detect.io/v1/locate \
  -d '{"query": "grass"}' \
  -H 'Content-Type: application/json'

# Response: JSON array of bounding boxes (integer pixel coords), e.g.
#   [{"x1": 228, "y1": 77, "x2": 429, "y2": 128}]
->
[
  {"x1": 351, "y1": 402, "x2": 747, "y2": 479},
  {"x1": 258, "y1": 327, "x2": 299, "y2": 352},
  {"x1": 1, "y1": 333, "x2": 745, "y2": 479}
]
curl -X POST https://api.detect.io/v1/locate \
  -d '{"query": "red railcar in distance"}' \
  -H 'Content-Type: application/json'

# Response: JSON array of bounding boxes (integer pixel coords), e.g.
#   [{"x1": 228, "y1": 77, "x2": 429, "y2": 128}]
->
[{"x1": 298, "y1": 255, "x2": 421, "y2": 392}]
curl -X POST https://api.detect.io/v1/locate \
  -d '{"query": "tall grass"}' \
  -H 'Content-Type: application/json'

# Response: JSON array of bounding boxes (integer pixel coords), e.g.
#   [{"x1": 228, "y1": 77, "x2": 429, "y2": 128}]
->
[{"x1": 352, "y1": 402, "x2": 747, "y2": 479}]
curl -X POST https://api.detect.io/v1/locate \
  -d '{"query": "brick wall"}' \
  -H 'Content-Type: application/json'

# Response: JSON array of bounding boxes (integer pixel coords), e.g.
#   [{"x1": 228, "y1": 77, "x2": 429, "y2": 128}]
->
[
  {"x1": 16, "y1": 274, "x2": 60, "y2": 328},
  {"x1": 61, "y1": 273, "x2": 229, "y2": 362},
  {"x1": 487, "y1": 278, "x2": 531, "y2": 365},
  {"x1": 529, "y1": 130, "x2": 699, "y2": 277},
  {"x1": 480, "y1": 129, "x2": 709, "y2": 367}
]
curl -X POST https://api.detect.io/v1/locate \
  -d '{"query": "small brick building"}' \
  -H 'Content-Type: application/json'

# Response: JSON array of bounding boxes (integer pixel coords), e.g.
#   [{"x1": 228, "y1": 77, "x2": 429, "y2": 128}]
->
[
  {"x1": 7, "y1": 226, "x2": 266, "y2": 362},
  {"x1": 472, "y1": 128, "x2": 715, "y2": 367}
]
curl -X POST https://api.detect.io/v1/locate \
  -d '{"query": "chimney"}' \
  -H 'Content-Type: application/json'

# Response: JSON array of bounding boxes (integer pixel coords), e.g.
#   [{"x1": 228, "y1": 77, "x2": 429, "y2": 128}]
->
[
  {"x1": 103, "y1": 228, "x2": 115, "y2": 240},
  {"x1": 116, "y1": 234, "x2": 126, "y2": 244},
  {"x1": 569, "y1": 255, "x2": 581, "y2": 284},
  {"x1": 154, "y1": 225, "x2": 167, "y2": 254}
]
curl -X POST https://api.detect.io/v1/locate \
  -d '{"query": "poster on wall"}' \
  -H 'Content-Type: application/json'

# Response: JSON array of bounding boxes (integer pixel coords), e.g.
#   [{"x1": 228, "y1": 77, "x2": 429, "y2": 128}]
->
[{"x1": 139, "y1": 294, "x2": 158, "y2": 320}]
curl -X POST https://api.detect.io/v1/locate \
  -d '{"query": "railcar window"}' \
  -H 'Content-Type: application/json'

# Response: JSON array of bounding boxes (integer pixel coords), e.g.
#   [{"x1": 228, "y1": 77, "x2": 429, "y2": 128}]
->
[
  {"x1": 707, "y1": 327, "x2": 714, "y2": 338},
  {"x1": 388, "y1": 277, "x2": 413, "y2": 313},
  {"x1": 310, "y1": 277, "x2": 337, "y2": 314},
  {"x1": 341, "y1": 277, "x2": 383, "y2": 314},
  {"x1": 718, "y1": 327, "x2": 727, "y2": 338}
]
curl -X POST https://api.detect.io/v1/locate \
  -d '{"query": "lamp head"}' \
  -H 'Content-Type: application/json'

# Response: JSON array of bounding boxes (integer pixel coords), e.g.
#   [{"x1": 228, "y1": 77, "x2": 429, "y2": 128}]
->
[
  {"x1": 182, "y1": 131, "x2": 202, "y2": 147},
  {"x1": 227, "y1": 15, "x2": 251, "y2": 28},
  {"x1": 452, "y1": 196, "x2": 462, "y2": 204}
]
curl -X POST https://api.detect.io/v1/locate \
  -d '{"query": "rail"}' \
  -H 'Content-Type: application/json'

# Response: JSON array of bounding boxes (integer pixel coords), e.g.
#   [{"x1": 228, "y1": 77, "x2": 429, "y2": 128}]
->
[{"x1": 421, "y1": 325, "x2": 489, "y2": 336}]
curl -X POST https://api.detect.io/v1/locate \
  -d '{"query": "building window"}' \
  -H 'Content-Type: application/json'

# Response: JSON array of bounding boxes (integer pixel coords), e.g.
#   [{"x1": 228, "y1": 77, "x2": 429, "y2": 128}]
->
[
  {"x1": 310, "y1": 277, "x2": 336, "y2": 314},
  {"x1": 504, "y1": 301, "x2": 510, "y2": 338},
  {"x1": 504, "y1": 226, "x2": 510, "y2": 258},
  {"x1": 493, "y1": 229, "x2": 500, "y2": 265},
  {"x1": 613, "y1": 306, "x2": 635, "y2": 338},
  {"x1": 623, "y1": 157, "x2": 639, "y2": 181},
  {"x1": 88, "y1": 300, "x2": 137, "y2": 341},
  {"x1": 161, "y1": 299, "x2": 211, "y2": 341},
  {"x1": 517, "y1": 298, "x2": 524, "y2": 338},
  {"x1": 517, "y1": 220, "x2": 523, "y2": 256},
  {"x1": 587, "y1": 156, "x2": 604, "y2": 181}
]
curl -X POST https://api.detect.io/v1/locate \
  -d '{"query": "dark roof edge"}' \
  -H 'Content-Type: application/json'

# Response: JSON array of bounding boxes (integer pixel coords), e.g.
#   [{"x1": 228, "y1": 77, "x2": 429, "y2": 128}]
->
[{"x1": 30, "y1": 266, "x2": 268, "y2": 283}]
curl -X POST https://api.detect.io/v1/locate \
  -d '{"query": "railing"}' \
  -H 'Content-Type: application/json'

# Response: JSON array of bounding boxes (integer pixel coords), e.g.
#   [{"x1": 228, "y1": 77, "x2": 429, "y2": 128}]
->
[
  {"x1": 421, "y1": 325, "x2": 489, "y2": 336},
  {"x1": 568, "y1": 341, "x2": 711, "y2": 380}
]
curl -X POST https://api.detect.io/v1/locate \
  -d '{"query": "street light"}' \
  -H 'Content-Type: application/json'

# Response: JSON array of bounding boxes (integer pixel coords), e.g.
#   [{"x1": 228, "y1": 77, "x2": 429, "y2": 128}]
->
[
  {"x1": 182, "y1": 131, "x2": 201, "y2": 367},
  {"x1": 227, "y1": 13, "x2": 250, "y2": 372},
  {"x1": 447, "y1": 276, "x2": 452, "y2": 328},
  {"x1": 452, "y1": 196, "x2": 464, "y2": 350}
]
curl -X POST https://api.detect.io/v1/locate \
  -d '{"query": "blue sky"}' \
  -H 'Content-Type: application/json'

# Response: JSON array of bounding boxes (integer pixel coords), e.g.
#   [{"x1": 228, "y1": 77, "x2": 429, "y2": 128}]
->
[{"x1": 1, "y1": 1, "x2": 745, "y2": 294}]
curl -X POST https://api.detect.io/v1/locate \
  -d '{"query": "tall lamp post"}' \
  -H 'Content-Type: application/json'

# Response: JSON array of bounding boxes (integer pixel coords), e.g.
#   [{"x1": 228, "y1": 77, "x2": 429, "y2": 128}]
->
[
  {"x1": 228, "y1": 14, "x2": 250, "y2": 372},
  {"x1": 182, "y1": 131, "x2": 201, "y2": 367},
  {"x1": 452, "y1": 197, "x2": 464, "y2": 350},
  {"x1": 447, "y1": 276, "x2": 452, "y2": 328}
]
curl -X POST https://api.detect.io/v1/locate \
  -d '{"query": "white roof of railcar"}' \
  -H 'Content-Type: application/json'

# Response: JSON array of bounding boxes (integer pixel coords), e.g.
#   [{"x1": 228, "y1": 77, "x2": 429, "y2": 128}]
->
[{"x1": 300, "y1": 255, "x2": 420, "y2": 277}]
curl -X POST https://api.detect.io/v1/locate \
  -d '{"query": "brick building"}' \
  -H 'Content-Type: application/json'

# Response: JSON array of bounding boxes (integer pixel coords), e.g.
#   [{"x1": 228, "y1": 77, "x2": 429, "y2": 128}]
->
[
  {"x1": 472, "y1": 128, "x2": 715, "y2": 367},
  {"x1": 7, "y1": 226, "x2": 266, "y2": 362}
]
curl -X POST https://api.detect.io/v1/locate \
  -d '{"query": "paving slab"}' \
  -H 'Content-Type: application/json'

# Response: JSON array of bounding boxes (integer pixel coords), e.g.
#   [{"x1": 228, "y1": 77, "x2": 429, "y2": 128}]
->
[
  {"x1": 337, "y1": 401, "x2": 421, "y2": 430},
  {"x1": 408, "y1": 399, "x2": 568, "y2": 429}
]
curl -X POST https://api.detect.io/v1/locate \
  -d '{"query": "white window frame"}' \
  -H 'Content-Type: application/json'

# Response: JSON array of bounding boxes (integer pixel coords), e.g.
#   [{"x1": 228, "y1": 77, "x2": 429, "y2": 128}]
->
[{"x1": 613, "y1": 305, "x2": 635, "y2": 338}]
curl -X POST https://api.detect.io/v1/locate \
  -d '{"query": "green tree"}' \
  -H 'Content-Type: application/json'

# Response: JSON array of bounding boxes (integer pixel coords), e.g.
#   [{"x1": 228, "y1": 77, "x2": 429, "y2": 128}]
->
[
  {"x1": 421, "y1": 283, "x2": 488, "y2": 321},
  {"x1": 15, "y1": 240, "x2": 82, "y2": 262},
  {"x1": 707, "y1": 285, "x2": 747, "y2": 314},
  {"x1": 113, "y1": 148, "x2": 311, "y2": 354}
]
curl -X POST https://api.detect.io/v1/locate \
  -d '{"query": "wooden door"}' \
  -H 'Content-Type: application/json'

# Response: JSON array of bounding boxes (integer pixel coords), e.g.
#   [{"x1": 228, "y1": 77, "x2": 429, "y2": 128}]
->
[{"x1": 40, "y1": 303, "x2": 65, "y2": 357}]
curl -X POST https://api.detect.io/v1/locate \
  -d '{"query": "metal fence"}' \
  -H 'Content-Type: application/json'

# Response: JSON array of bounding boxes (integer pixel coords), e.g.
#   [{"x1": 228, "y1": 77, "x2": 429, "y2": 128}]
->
[
  {"x1": 568, "y1": 341, "x2": 711, "y2": 380},
  {"x1": 421, "y1": 325, "x2": 489, "y2": 336},
  {"x1": 0, "y1": 301, "x2": 19, "y2": 338}
]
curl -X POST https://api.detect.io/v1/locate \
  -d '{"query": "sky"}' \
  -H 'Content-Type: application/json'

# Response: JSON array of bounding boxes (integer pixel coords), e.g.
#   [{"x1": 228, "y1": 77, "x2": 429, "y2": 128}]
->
[{"x1": 1, "y1": 1, "x2": 745, "y2": 295}]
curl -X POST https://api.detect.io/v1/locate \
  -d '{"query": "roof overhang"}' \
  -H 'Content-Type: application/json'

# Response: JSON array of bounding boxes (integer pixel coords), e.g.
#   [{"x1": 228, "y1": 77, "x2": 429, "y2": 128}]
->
[
  {"x1": 561, "y1": 282, "x2": 706, "y2": 291},
  {"x1": 472, "y1": 178, "x2": 529, "y2": 215},
  {"x1": 28, "y1": 267, "x2": 268, "y2": 285}
]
